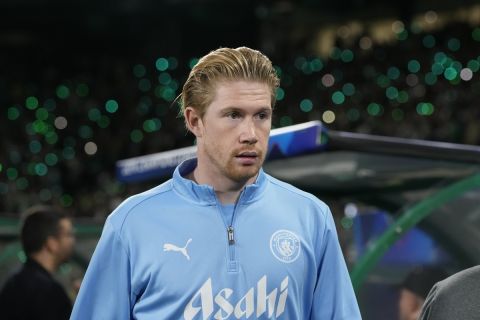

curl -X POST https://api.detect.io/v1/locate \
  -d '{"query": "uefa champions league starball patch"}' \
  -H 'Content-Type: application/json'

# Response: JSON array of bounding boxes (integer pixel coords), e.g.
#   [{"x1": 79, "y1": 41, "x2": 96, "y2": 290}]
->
[{"x1": 270, "y1": 230, "x2": 301, "y2": 263}]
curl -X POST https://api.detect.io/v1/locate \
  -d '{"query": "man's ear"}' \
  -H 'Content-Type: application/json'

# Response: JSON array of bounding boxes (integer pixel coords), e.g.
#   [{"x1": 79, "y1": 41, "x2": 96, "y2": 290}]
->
[
  {"x1": 184, "y1": 106, "x2": 203, "y2": 138},
  {"x1": 45, "y1": 235, "x2": 59, "y2": 254}
]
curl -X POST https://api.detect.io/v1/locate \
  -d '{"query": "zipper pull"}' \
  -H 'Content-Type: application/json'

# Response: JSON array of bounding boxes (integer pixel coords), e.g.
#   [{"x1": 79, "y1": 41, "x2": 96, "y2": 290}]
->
[{"x1": 227, "y1": 226, "x2": 235, "y2": 245}]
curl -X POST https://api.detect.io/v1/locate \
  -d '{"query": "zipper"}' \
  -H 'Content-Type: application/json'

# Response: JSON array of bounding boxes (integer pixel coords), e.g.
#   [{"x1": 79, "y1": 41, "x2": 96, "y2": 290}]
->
[{"x1": 215, "y1": 190, "x2": 244, "y2": 273}]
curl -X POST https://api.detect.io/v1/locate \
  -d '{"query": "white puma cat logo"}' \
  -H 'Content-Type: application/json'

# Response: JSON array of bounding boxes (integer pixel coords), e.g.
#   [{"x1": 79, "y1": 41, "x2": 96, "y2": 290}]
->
[{"x1": 163, "y1": 238, "x2": 192, "y2": 260}]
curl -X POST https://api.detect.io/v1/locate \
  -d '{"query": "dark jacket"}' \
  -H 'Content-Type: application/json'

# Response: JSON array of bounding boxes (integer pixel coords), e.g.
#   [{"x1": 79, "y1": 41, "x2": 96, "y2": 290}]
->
[
  {"x1": 419, "y1": 265, "x2": 480, "y2": 320},
  {"x1": 0, "y1": 259, "x2": 72, "y2": 320}
]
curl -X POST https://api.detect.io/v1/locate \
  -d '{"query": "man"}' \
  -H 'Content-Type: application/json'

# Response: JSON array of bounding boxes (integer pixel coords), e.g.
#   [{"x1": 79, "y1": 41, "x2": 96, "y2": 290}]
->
[
  {"x1": 398, "y1": 266, "x2": 447, "y2": 320},
  {"x1": 0, "y1": 205, "x2": 75, "y2": 320},
  {"x1": 71, "y1": 47, "x2": 361, "y2": 319},
  {"x1": 418, "y1": 265, "x2": 480, "y2": 320}
]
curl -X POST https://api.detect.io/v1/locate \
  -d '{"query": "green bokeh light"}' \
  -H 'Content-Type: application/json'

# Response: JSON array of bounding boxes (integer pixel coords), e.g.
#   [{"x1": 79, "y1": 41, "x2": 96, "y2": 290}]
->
[
  {"x1": 61, "y1": 194, "x2": 73, "y2": 207},
  {"x1": 340, "y1": 50, "x2": 354, "y2": 63},
  {"x1": 434, "y1": 52, "x2": 447, "y2": 65},
  {"x1": 168, "y1": 57, "x2": 178, "y2": 70},
  {"x1": 330, "y1": 47, "x2": 341, "y2": 60},
  {"x1": 332, "y1": 91, "x2": 345, "y2": 105},
  {"x1": 62, "y1": 147, "x2": 76, "y2": 160},
  {"x1": 376, "y1": 75, "x2": 390, "y2": 88},
  {"x1": 425, "y1": 72, "x2": 438, "y2": 85},
  {"x1": 76, "y1": 83, "x2": 89, "y2": 97},
  {"x1": 387, "y1": 67, "x2": 400, "y2": 80},
  {"x1": 276, "y1": 87, "x2": 285, "y2": 101},
  {"x1": 79, "y1": 125, "x2": 93, "y2": 139},
  {"x1": 447, "y1": 38, "x2": 460, "y2": 52},
  {"x1": 444, "y1": 67, "x2": 458, "y2": 80},
  {"x1": 158, "y1": 72, "x2": 172, "y2": 85},
  {"x1": 130, "y1": 129, "x2": 144, "y2": 143},
  {"x1": 8, "y1": 107, "x2": 20, "y2": 120},
  {"x1": 56, "y1": 85, "x2": 70, "y2": 100},
  {"x1": 16, "y1": 177, "x2": 29, "y2": 190},
  {"x1": 473, "y1": 28, "x2": 480, "y2": 41},
  {"x1": 467, "y1": 60, "x2": 480, "y2": 72},
  {"x1": 26, "y1": 96, "x2": 39, "y2": 110},
  {"x1": 347, "y1": 108, "x2": 360, "y2": 122},
  {"x1": 189, "y1": 58, "x2": 199, "y2": 69},
  {"x1": 45, "y1": 153, "x2": 58, "y2": 166},
  {"x1": 105, "y1": 99, "x2": 119, "y2": 113},
  {"x1": 310, "y1": 59, "x2": 323, "y2": 72},
  {"x1": 416, "y1": 102, "x2": 435, "y2": 115},
  {"x1": 7, "y1": 168, "x2": 18, "y2": 180},
  {"x1": 386, "y1": 86, "x2": 399, "y2": 100},
  {"x1": 367, "y1": 103, "x2": 383, "y2": 116},
  {"x1": 408, "y1": 60, "x2": 421, "y2": 73},
  {"x1": 397, "y1": 91, "x2": 409, "y2": 103},
  {"x1": 35, "y1": 108, "x2": 49, "y2": 121},
  {"x1": 88, "y1": 108, "x2": 102, "y2": 121},
  {"x1": 279, "y1": 116, "x2": 293, "y2": 127},
  {"x1": 423, "y1": 35, "x2": 436, "y2": 48},
  {"x1": 155, "y1": 58, "x2": 169, "y2": 71},
  {"x1": 29, "y1": 140, "x2": 42, "y2": 154},
  {"x1": 45, "y1": 131, "x2": 58, "y2": 144},
  {"x1": 396, "y1": 29, "x2": 408, "y2": 41},
  {"x1": 300, "y1": 99, "x2": 313, "y2": 112},
  {"x1": 431, "y1": 62, "x2": 444, "y2": 75},
  {"x1": 133, "y1": 64, "x2": 146, "y2": 78},
  {"x1": 33, "y1": 120, "x2": 48, "y2": 134},
  {"x1": 143, "y1": 119, "x2": 162, "y2": 132},
  {"x1": 342, "y1": 83, "x2": 355, "y2": 96},
  {"x1": 97, "y1": 116, "x2": 110, "y2": 128}
]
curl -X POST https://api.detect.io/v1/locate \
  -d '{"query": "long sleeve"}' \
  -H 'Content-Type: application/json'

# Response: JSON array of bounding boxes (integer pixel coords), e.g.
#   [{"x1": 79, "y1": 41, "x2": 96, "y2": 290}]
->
[
  {"x1": 71, "y1": 218, "x2": 133, "y2": 320},
  {"x1": 310, "y1": 209, "x2": 362, "y2": 319}
]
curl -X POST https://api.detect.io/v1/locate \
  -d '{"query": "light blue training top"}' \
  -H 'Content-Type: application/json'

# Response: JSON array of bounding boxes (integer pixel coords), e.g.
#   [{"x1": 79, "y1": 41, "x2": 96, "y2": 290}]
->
[{"x1": 71, "y1": 158, "x2": 362, "y2": 319}]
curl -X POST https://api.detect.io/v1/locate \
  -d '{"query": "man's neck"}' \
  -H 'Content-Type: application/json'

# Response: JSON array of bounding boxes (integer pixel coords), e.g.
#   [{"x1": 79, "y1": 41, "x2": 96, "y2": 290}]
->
[
  {"x1": 188, "y1": 167, "x2": 256, "y2": 204},
  {"x1": 30, "y1": 252, "x2": 57, "y2": 274}
]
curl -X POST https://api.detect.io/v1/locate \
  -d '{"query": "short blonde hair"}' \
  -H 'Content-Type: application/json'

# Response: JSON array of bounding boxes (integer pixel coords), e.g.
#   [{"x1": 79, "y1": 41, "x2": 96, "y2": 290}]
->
[{"x1": 179, "y1": 47, "x2": 280, "y2": 121}]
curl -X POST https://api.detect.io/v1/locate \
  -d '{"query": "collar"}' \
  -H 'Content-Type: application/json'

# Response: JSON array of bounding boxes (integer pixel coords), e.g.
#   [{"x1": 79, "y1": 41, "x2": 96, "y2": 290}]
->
[
  {"x1": 172, "y1": 158, "x2": 268, "y2": 206},
  {"x1": 25, "y1": 258, "x2": 53, "y2": 278}
]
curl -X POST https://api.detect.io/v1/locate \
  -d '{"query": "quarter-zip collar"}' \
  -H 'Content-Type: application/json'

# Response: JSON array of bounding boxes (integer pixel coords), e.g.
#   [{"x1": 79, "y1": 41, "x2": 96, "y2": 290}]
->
[{"x1": 172, "y1": 158, "x2": 268, "y2": 205}]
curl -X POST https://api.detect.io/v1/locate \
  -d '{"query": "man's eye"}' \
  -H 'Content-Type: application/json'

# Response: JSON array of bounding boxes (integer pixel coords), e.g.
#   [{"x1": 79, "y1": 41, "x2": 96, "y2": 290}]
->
[
  {"x1": 257, "y1": 112, "x2": 270, "y2": 120},
  {"x1": 228, "y1": 112, "x2": 240, "y2": 119}
]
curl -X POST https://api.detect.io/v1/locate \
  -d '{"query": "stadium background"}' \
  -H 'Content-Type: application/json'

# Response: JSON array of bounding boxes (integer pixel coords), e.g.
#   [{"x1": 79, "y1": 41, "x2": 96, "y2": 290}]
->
[{"x1": 1, "y1": 0, "x2": 480, "y2": 319}]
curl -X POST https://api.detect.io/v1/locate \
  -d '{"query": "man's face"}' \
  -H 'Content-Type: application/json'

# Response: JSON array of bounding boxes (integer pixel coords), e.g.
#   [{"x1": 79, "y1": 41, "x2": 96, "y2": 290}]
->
[
  {"x1": 398, "y1": 289, "x2": 423, "y2": 320},
  {"x1": 196, "y1": 80, "x2": 272, "y2": 184},
  {"x1": 54, "y1": 218, "x2": 75, "y2": 264}
]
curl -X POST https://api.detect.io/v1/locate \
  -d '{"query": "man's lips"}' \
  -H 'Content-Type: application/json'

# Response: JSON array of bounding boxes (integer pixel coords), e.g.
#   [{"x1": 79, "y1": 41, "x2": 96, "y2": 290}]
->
[{"x1": 236, "y1": 151, "x2": 258, "y2": 158}]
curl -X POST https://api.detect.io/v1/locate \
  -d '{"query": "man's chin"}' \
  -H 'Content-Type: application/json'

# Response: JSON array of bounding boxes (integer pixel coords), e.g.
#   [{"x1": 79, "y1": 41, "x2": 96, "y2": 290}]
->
[{"x1": 227, "y1": 165, "x2": 261, "y2": 183}]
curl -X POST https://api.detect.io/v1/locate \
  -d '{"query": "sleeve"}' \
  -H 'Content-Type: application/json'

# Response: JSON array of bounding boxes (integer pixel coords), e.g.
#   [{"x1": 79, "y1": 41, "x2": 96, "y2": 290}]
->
[
  {"x1": 418, "y1": 283, "x2": 440, "y2": 320},
  {"x1": 70, "y1": 218, "x2": 133, "y2": 320},
  {"x1": 310, "y1": 207, "x2": 362, "y2": 319}
]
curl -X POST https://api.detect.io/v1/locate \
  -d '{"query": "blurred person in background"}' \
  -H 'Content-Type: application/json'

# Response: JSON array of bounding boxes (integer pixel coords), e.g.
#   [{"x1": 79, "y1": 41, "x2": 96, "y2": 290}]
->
[
  {"x1": 0, "y1": 205, "x2": 75, "y2": 320},
  {"x1": 419, "y1": 265, "x2": 480, "y2": 320},
  {"x1": 398, "y1": 266, "x2": 447, "y2": 320},
  {"x1": 71, "y1": 46, "x2": 361, "y2": 319}
]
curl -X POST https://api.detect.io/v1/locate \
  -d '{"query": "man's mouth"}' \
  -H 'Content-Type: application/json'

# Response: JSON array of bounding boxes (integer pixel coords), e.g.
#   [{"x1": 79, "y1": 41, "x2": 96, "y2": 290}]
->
[{"x1": 236, "y1": 151, "x2": 258, "y2": 158}]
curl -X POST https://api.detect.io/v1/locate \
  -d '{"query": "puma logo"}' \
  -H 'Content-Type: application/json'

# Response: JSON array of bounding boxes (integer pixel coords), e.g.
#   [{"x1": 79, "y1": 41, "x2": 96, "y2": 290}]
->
[{"x1": 163, "y1": 238, "x2": 192, "y2": 260}]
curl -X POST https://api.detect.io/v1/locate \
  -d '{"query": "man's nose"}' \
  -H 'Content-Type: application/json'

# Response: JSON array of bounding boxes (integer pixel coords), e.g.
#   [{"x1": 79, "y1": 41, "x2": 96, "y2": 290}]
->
[{"x1": 239, "y1": 119, "x2": 258, "y2": 144}]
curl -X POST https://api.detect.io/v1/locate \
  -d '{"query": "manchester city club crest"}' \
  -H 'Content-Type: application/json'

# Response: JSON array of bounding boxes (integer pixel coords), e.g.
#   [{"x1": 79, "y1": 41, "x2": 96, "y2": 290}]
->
[{"x1": 270, "y1": 230, "x2": 301, "y2": 263}]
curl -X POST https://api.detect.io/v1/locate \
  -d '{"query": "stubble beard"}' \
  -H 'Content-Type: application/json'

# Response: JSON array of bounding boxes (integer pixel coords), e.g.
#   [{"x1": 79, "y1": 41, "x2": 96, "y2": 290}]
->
[{"x1": 206, "y1": 145, "x2": 265, "y2": 184}]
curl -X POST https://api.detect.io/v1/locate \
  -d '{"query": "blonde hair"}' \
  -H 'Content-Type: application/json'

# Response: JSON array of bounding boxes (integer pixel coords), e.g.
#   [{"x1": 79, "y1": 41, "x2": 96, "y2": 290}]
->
[{"x1": 179, "y1": 47, "x2": 280, "y2": 121}]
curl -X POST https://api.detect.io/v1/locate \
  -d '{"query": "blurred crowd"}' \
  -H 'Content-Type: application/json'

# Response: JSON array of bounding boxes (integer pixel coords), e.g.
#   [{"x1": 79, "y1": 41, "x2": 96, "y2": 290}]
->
[{"x1": 1, "y1": 20, "x2": 479, "y2": 217}]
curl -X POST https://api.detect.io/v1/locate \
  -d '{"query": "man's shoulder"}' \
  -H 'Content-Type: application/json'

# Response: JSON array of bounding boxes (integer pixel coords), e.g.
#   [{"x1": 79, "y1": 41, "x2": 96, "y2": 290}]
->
[
  {"x1": 107, "y1": 179, "x2": 175, "y2": 226},
  {"x1": 264, "y1": 174, "x2": 329, "y2": 210}
]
